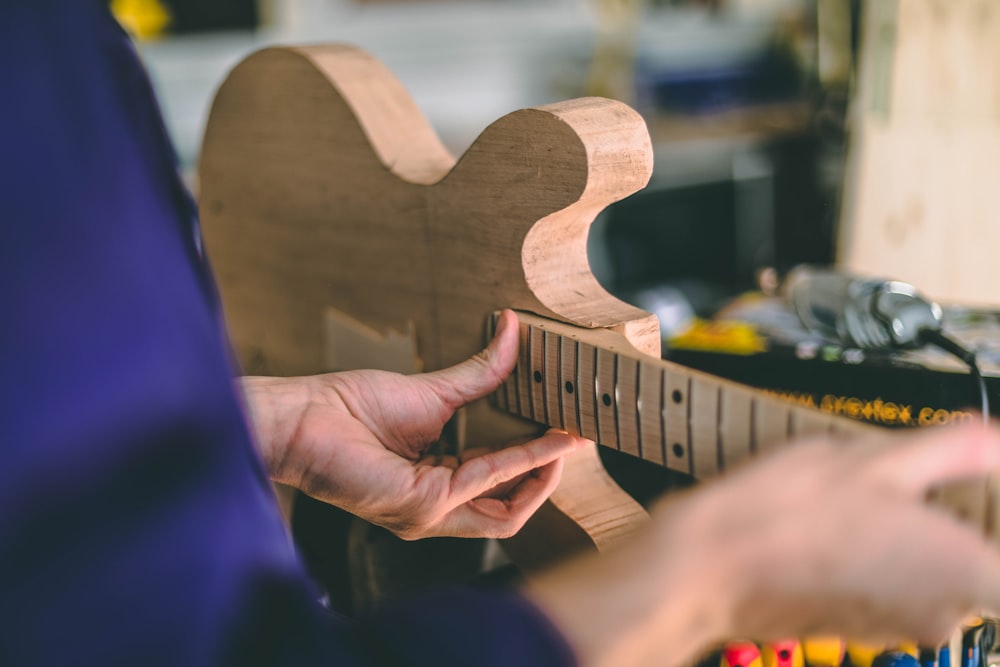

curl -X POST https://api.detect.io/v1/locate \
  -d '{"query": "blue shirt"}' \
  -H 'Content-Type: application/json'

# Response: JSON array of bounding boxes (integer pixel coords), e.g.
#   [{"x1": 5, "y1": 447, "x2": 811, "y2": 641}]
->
[{"x1": 0, "y1": 2, "x2": 575, "y2": 665}]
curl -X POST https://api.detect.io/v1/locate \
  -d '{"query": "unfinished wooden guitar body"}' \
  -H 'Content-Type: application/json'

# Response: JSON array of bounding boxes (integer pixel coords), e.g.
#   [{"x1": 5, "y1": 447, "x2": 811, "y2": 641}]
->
[{"x1": 200, "y1": 45, "x2": 658, "y2": 567}]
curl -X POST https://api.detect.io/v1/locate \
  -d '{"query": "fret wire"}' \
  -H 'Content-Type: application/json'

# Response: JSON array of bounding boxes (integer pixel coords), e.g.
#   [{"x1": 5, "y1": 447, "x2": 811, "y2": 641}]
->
[
  {"x1": 539, "y1": 328, "x2": 549, "y2": 426},
  {"x1": 591, "y1": 345, "x2": 603, "y2": 445},
  {"x1": 660, "y1": 367, "x2": 668, "y2": 467},
  {"x1": 636, "y1": 361, "x2": 663, "y2": 466},
  {"x1": 555, "y1": 335, "x2": 565, "y2": 431},
  {"x1": 573, "y1": 339, "x2": 584, "y2": 438},
  {"x1": 634, "y1": 358, "x2": 643, "y2": 461},
  {"x1": 613, "y1": 352, "x2": 622, "y2": 451},
  {"x1": 520, "y1": 321, "x2": 533, "y2": 422},
  {"x1": 525, "y1": 325, "x2": 537, "y2": 423}
]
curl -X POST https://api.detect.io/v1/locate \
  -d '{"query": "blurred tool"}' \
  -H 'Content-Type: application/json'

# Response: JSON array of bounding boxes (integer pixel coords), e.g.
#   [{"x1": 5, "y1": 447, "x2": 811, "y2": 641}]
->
[
  {"x1": 962, "y1": 619, "x2": 988, "y2": 667},
  {"x1": 784, "y1": 266, "x2": 989, "y2": 420},
  {"x1": 763, "y1": 639, "x2": 805, "y2": 667},
  {"x1": 940, "y1": 644, "x2": 953, "y2": 667},
  {"x1": 872, "y1": 651, "x2": 921, "y2": 667},
  {"x1": 723, "y1": 641, "x2": 764, "y2": 667},
  {"x1": 804, "y1": 636, "x2": 845, "y2": 667}
]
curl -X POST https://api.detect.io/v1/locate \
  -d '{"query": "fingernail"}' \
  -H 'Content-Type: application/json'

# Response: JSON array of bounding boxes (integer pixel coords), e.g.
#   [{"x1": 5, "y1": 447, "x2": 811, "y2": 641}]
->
[{"x1": 495, "y1": 311, "x2": 511, "y2": 338}]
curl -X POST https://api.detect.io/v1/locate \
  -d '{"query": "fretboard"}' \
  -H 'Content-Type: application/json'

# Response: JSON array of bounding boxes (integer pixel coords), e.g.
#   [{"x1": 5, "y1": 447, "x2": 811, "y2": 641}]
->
[
  {"x1": 489, "y1": 310, "x2": 1000, "y2": 598},
  {"x1": 491, "y1": 311, "x2": 873, "y2": 479}
]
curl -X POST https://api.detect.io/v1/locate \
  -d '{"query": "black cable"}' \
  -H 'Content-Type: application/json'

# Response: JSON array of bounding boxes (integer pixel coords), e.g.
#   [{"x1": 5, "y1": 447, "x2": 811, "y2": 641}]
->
[{"x1": 919, "y1": 328, "x2": 990, "y2": 424}]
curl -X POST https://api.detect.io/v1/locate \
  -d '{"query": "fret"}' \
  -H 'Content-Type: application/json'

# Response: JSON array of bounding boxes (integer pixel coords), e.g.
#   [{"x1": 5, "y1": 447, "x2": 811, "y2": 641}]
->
[
  {"x1": 664, "y1": 368, "x2": 692, "y2": 475},
  {"x1": 516, "y1": 320, "x2": 533, "y2": 422},
  {"x1": 495, "y1": 312, "x2": 890, "y2": 485},
  {"x1": 490, "y1": 313, "x2": 513, "y2": 411},
  {"x1": 637, "y1": 362, "x2": 665, "y2": 465},
  {"x1": 576, "y1": 341, "x2": 600, "y2": 442},
  {"x1": 718, "y1": 387, "x2": 753, "y2": 471},
  {"x1": 559, "y1": 336, "x2": 581, "y2": 437},
  {"x1": 615, "y1": 355, "x2": 641, "y2": 459},
  {"x1": 527, "y1": 325, "x2": 547, "y2": 425},
  {"x1": 690, "y1": 378, "x2": 721, "y2": 478},
  {"x1": 595, "y1": 347, "x2": 620, "y2": 449},
  {"x1": 540, "y1": 330, "x2": 562, "y2": 430},
  {"x1": 753, "y1": 398, "x2": 792, "y2": 455}
]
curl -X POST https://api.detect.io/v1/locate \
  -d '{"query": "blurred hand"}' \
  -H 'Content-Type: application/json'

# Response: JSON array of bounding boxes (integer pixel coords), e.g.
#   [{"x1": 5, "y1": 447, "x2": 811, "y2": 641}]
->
[
  {"x1": 527, "y1": 423, "x2": 1000, "y2": 667},
  {"x1": 241, "y1": 309, "x2": 586, "y2": 539}
]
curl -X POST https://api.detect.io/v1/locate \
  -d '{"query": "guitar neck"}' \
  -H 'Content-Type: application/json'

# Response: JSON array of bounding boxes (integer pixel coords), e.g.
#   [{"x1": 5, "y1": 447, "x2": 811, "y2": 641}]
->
[{"x1": 491, "y1": 311, "x2": 876, "y2": 480}]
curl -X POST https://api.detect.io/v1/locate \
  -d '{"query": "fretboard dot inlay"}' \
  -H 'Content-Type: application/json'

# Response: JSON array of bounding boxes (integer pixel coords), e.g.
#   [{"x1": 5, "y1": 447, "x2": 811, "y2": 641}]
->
[
  {"x1": 671, "y1": 389, "x2": 683, "y2": 404},
  {"x1": 671, "y1": 443, "x2": 685, "y2": 458},
  {"x1": 602, "y1": 393, "x2": 612, "y2": 407},
  {"x1": 533, "y1": 370, "x2": 542, "y2": 383},
  {"x1": 565, "y1": 381, "x2": 574, "y2": 394}
]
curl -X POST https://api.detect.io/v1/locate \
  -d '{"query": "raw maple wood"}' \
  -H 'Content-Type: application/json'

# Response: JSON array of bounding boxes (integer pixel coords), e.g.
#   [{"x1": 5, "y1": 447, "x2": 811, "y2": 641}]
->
[{"x1": 199, "y1": 44, "x2": 999, "y2": 571}]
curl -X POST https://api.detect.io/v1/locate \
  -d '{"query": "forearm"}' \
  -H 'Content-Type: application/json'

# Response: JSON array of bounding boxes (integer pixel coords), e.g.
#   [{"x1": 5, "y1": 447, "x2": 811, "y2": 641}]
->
[{"x1": 524, "y1": 530, "x2": 734, "y2": 667}]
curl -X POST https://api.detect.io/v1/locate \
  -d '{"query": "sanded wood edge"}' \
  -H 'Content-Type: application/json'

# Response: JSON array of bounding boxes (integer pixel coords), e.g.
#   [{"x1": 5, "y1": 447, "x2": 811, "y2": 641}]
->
[
  {"x1": 447, "y1": 98, "x2": 656, "y2": 348},
  {"x1": 203, "y1": 45, "x2": 455, "y2": 187},
  {"x1": 522, "y1": 99, "x2": 654, "y2": 343}
]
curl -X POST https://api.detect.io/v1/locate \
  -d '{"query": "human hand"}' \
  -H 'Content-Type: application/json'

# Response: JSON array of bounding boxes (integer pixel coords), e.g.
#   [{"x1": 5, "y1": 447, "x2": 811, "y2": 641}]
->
[
  {"x1": 526, "y1": 423, "x2": 1000, "y2": 667},
  {"x1": 241, "y1": 310, "x2": 587, "y2": 540},
  {"x1": 659, "y1": 423, "x2": 1000, "y2": 645}
]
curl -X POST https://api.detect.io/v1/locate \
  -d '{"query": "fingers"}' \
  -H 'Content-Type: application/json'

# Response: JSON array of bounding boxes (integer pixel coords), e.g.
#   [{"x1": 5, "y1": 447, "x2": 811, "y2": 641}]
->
[
  {"x1": 422, "y1": 309, "x2": 520, "y2": 408},
  {"x1": 449, "y1": 429, "x2": 585, "y2": 507},
  {"x1": 444, "y1": 457, "x2": 566, "y2": 538},
  {"x1": 863, "y1": 423, "x2": 1000, "y2": 497}
]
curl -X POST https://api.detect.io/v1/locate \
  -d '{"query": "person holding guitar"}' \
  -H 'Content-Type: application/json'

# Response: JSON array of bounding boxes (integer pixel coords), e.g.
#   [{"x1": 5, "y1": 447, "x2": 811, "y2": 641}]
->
[{"x1": 4, "y1": 2, "x2": 1000, "y2": 666}]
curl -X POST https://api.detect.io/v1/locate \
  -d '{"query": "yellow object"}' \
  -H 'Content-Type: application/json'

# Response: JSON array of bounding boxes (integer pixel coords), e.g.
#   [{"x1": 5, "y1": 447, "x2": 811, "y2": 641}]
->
[
  {"x1": 804, "y1": 637, "x2": 845, "y2": 667},
  {"x1": 846, "y1": 643, "x2": 884, "y2": 667},
  {"x1": 110, "y1": 0, "x2": 171, "y2": 40},
  {"x1": 669, "y1": 318, "x2": 768, "y2": 355}
]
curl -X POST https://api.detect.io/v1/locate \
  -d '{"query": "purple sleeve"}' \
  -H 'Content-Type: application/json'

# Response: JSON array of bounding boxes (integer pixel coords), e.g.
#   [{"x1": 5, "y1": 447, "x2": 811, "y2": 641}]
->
[{"x1": 0, "y1": 2, "x2": 575, "y2": 665}]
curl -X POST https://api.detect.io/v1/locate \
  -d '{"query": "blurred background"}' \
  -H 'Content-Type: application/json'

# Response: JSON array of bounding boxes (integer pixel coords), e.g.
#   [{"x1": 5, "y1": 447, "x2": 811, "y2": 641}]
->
[{"x1": 117, "y1": 0, "x2": 858, "y2": 326}]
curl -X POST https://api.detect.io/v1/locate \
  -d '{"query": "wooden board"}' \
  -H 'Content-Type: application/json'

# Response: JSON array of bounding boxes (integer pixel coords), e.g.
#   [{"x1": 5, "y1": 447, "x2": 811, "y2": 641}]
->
[{"x1": 839, "y1": 0, "x2": 1000, "y2": 307}]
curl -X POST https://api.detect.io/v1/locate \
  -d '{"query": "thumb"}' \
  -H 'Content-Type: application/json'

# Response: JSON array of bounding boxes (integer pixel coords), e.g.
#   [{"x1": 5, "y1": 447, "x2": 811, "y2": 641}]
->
[{"x1": 423, "y1": 309, "x2": 520, "y2": 408}]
